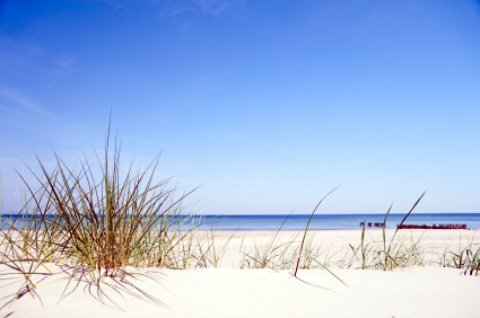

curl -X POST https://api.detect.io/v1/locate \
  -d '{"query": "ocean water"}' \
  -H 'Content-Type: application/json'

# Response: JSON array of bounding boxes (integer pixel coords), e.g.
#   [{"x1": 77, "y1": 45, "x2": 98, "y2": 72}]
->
[{"x1": 2, "y1": 213, "x2": 479, "y2": 231}]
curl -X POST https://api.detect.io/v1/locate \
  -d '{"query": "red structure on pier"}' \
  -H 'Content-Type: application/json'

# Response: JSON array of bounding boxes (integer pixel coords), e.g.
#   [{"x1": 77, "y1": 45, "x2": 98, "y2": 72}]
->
[
  {"x1": 358, "y1": 222, "x2": 468, "y2": 230},
  {"x1": 396, "y1": 224, "x2": 467, "y2": 230}
]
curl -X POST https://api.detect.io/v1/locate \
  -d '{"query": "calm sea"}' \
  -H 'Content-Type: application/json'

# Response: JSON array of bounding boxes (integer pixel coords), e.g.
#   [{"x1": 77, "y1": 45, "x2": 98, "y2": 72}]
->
[{"x1": 2, "y1": 213, "x2": 480, "y2": 231}]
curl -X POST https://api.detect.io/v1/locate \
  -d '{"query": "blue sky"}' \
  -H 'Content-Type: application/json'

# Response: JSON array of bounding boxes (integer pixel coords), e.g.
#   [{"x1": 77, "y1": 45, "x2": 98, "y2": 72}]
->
[{"x1": 0, "y1": 0, "x2": 479, "y2": 214}]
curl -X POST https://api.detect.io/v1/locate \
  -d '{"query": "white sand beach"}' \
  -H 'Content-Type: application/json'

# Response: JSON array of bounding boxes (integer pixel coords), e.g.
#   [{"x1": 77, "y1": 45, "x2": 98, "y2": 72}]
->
[
  {"x1": 5, "y1": 267, "x2": 480, "y2": 318},
  {"x1": 2, "y1": 229, "x2": 479, "y2": 318}
]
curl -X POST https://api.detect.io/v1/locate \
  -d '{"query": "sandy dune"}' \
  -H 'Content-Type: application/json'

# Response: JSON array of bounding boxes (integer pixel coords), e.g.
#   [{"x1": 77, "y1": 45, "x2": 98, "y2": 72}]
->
[
  {"x1": 1, "y1": 229, "x2": 479, "y2": 318},
  {"x1": 3, "y1": 267, "x2": 479, "y2": 318}
]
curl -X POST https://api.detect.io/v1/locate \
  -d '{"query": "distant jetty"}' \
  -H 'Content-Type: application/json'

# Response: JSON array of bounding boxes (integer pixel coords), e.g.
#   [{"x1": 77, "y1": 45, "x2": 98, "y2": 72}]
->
[
  {"x1": 396, "y1": 223, "x2": 467, "y2": 230},
  {"x1": 359, "y1": 222, "x2": 468, "y2": 229}
]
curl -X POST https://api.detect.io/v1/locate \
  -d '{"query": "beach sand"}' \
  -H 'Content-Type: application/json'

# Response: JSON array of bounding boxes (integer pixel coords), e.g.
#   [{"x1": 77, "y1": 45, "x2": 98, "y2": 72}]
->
[{"x1": 2, "y1": 229, "x2": 479, "y2": 318}]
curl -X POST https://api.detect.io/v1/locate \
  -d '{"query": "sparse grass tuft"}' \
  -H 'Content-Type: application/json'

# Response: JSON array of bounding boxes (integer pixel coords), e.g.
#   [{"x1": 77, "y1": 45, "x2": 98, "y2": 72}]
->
[
  {"x1": 442, "y1": 236, "x2": 480, "y2": 276},
  {"x1": 294, "y1": 186, "x2": 339, "y2": 277},
  {"x1": 345, "y1": 192, "x2": 427, "y2": 270},
  {"x1": 241, "y1": 217, "x2": 296, "y2": 269}
]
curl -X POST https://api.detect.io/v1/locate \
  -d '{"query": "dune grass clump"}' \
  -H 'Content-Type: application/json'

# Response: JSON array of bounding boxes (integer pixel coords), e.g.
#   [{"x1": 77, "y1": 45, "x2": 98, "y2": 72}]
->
[
  {"x1": 196, "y1": 230, "x2": 235, "y2": 268},
  {"x1": 441, "y1": 237, "x2": 480, "y2": 276},
  {"x1": 296, "y1": 236, "x2": 323, "y2": 269},
  {"x1": 241, "y1": 218, "x2": 296, "y2": 269},
  {"x1": 376, "y1": 192, "x2": 426, "y2": 270},
  {"x1": 346, "y1": 192, "x2": 426, "y2": 270},
  {"x1": 32, "y1": 142, "x2": 192, "y2": 277},
  {"x1": 241, "y1": 236, "x2": 296, "y2": 270},
  {"x1": 0, "y1": 132, "x2": 195, "y2": 309},
  {"x1": 348, "y1": 221, "x2": 373, "y2": 270},
  {"x1": 460, "y1": 244, "x2": 480, "y2": 276}
]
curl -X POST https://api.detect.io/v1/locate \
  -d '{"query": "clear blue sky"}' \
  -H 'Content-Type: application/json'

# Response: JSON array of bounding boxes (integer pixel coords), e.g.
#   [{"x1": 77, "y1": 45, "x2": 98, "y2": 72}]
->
[{"x1": 1, "y1": 0, "x2": 479, "y2": 214}]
